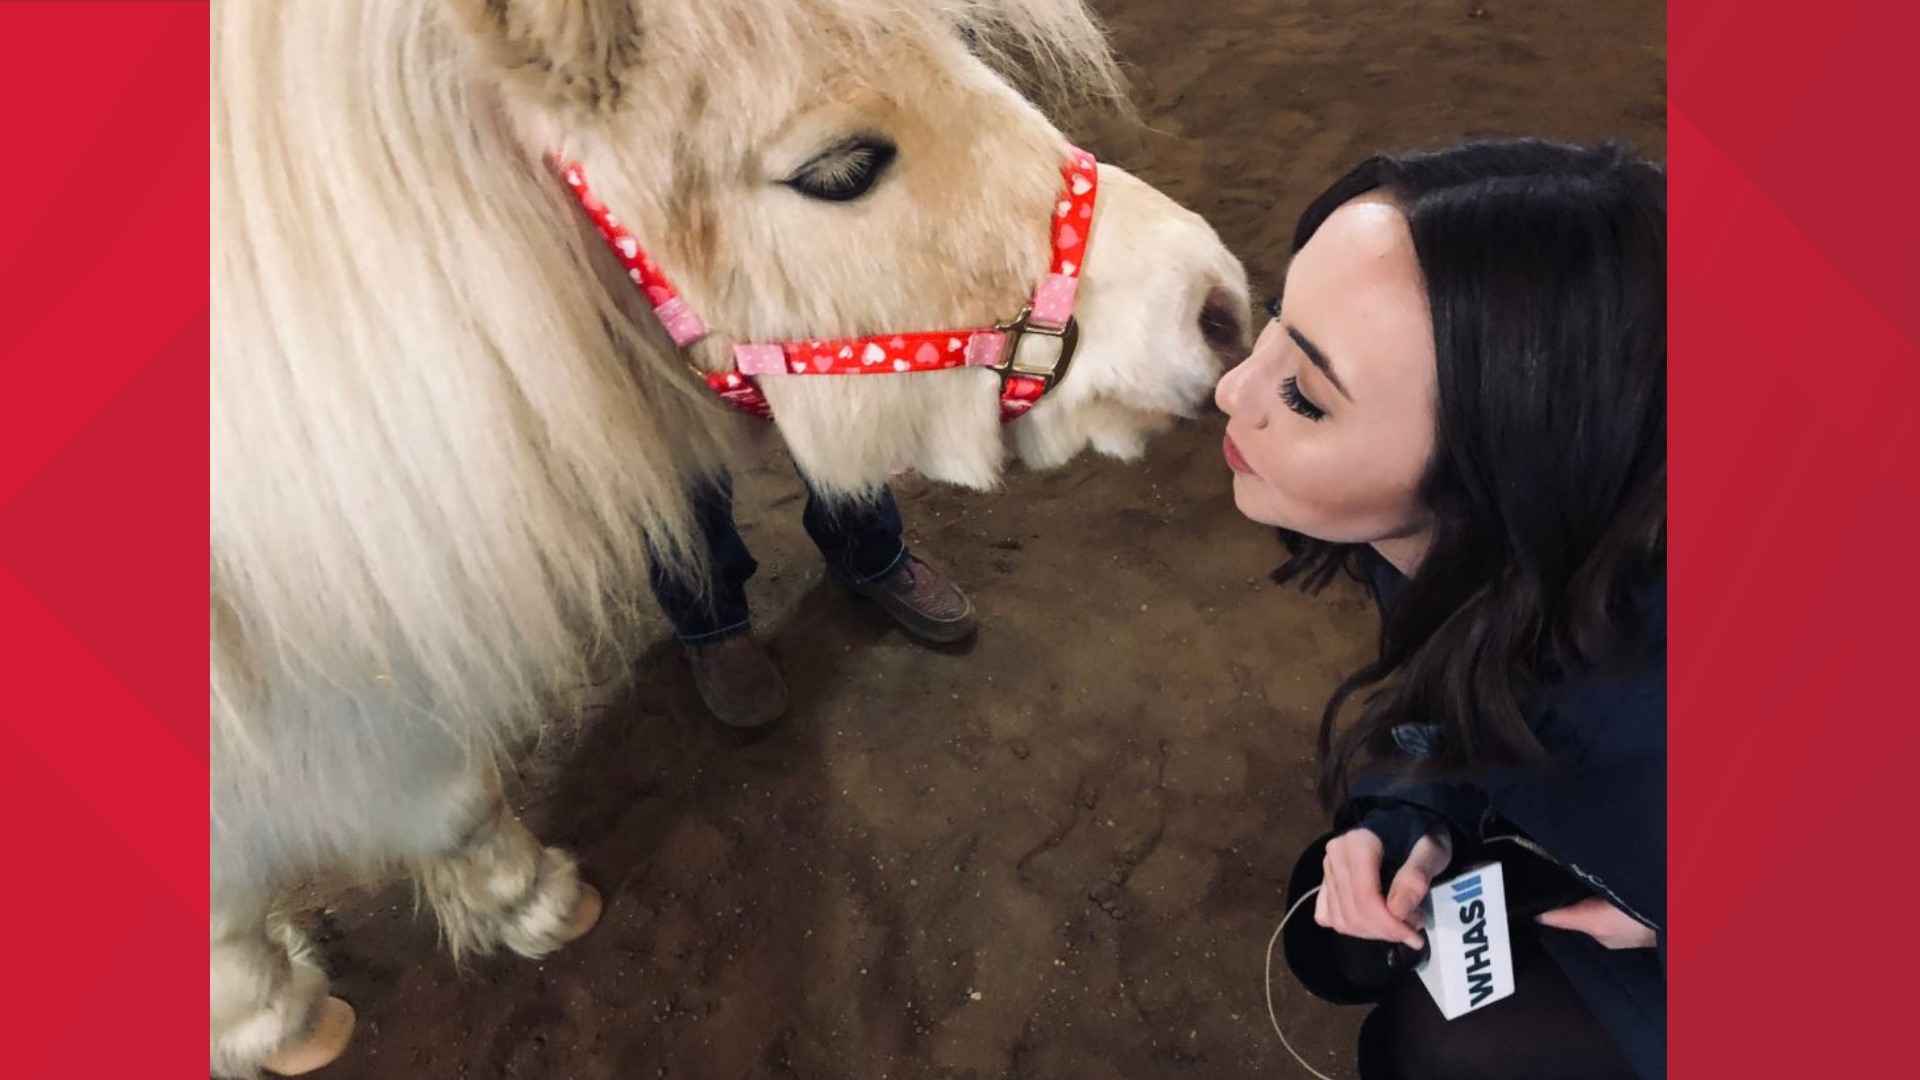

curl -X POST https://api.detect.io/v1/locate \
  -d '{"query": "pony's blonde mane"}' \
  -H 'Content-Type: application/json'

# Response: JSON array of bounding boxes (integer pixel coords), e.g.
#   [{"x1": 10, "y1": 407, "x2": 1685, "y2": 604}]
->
[
  {"x1": 211, "y1": 0, "x2": 1123, "y2": 846},
  {"x1": 212, "y1": 0, "x2": 725, "y2": 785},
  {"x1": 450, "y1": 0, "x2": 1124, "y2": 120},
  {"x1": 943, "y1": 0, "x2": 1128, "y2": 112}
]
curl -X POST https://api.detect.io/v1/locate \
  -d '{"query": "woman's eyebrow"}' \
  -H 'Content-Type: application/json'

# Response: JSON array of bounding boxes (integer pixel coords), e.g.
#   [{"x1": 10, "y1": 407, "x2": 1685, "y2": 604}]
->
[{"x1": 1287, "y1": 325, "x2": 1352, "y2": 401}]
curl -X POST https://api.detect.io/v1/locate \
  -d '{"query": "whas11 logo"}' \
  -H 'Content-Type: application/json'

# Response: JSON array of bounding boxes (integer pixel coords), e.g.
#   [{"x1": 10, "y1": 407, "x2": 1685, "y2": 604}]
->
[
  {"x1": 1416, "y1": 862, "x2": 1515, "y2": 1020},
  {"x1": 1448, "y1": 873, "x2": 1498, "y2": 1007}
]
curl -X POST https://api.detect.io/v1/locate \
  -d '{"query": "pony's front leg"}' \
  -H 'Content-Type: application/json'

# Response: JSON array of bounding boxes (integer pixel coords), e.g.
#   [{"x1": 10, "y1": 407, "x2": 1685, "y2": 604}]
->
[
  {"x1": 413, "y1": 773, "x2": 602, "y2": 962},
  {"x1": 210, "y1": 903, "x2": 355, "y2": 1078}
]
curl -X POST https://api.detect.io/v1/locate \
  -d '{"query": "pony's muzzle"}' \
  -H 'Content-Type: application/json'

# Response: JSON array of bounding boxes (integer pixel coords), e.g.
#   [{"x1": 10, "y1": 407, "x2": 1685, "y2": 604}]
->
[
  {"x1": 1190, "y1": 283, "x2": 1251, "y2": 417},
  {"x1": 1198, "y1": 285, "x2": 1250, "y2": 369}
]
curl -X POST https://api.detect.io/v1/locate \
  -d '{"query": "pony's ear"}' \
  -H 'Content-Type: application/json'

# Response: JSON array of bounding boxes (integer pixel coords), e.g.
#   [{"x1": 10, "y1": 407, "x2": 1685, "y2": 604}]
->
[{"x1": 438, "y1": 0, "x2": 644, "y2": 113}]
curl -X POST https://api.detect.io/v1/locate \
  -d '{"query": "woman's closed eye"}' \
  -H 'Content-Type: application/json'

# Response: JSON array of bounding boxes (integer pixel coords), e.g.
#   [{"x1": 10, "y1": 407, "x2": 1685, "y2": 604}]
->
[{"x1": 1280, "y1": 376, "x2": 1326, "y2": 421}]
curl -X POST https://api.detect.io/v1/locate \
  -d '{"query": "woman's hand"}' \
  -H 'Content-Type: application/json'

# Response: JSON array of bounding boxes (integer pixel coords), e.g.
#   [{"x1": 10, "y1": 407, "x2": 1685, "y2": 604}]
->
[
  {"x1": 1537, "y1": 897, "x2": 1658, "y2": 950},
  {"x1": 1313, "y1": 825, "x2": 1453, "y2": 949}
]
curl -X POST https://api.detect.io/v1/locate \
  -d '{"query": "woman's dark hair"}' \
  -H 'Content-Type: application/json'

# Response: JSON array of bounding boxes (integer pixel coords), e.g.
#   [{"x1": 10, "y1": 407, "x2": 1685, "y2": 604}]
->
[{"x1": 1277, "y1": 138, "x2": 1667, "y2": 807}]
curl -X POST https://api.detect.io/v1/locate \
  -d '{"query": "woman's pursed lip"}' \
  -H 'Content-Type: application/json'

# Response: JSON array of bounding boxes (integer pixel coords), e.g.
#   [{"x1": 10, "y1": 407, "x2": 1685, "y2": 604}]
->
[{"x1": 1223, "y1": 434, "x2": 1257, "y2": 476}]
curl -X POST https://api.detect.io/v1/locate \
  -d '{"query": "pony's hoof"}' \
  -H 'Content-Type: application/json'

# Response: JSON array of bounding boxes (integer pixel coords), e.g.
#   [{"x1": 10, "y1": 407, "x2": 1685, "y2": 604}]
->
[
  {"x1": 559, "y1": 882, "x2": 603, "y2": 945},
  {"x1": 262, "y1": 996, "x2": 354, "y2": 1076}
]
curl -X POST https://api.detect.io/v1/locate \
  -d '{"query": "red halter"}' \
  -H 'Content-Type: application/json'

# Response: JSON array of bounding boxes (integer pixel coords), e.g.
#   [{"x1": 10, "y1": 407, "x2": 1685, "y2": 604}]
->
[{"x1": 558, "y1": 147, "x2": 1099, "y2": 423}]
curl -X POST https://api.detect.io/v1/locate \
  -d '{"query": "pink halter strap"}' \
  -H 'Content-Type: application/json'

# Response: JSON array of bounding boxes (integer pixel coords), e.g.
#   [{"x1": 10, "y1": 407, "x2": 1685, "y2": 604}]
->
[{"x1": 559, "y1": 147, "x2": 1098, "y2": 423}]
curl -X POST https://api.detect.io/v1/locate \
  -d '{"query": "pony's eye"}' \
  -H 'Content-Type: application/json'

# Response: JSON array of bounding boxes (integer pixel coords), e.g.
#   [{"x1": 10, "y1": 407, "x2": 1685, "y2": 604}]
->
[
  {"x1": 785, "y1": 138, "x2": 897, "y2": 202},
  {"x1": 1264, "y1": 294, "x2": 1282, "y2": 321}
]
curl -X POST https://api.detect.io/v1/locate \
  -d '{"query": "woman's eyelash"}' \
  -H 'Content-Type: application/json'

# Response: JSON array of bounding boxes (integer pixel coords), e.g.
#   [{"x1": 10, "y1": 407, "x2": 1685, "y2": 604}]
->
[{"x1": 1280, "y1": 376, "x2": 1326, "y2": 421}]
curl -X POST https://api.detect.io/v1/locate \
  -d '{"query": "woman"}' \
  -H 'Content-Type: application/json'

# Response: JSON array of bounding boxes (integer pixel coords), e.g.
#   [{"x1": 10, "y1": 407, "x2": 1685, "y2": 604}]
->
[{"x1": 1218, "y1": 139, "x2": 1665, "y2": 1079}]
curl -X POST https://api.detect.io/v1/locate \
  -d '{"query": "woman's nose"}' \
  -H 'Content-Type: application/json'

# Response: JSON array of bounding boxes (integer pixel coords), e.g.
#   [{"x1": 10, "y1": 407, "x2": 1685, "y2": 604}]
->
[{"x1": 1215, "y1": 353, "x2": 1253, "y2": 421}]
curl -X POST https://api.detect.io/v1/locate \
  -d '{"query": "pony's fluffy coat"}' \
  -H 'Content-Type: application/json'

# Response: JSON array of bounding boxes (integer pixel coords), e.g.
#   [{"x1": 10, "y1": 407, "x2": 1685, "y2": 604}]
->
[{"x1": 211, "y1": 0, "x2": 1241, "y2": 1072}]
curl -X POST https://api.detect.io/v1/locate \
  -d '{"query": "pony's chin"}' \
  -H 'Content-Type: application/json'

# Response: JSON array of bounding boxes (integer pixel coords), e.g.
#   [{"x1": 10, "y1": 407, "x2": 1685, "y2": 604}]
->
[
  {"x1": 1003, "y1": 395, "x2": 1182, "y2": 473},
  {"x1": 1088, "y1": 418, "x2": 1161, "y2": 462}
]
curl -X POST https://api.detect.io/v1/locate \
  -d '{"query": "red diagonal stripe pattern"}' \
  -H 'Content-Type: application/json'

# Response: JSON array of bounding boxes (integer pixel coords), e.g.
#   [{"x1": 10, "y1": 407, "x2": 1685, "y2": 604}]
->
[
  {"x1": 1671, "y1": 1, "x2": 1920, "y2": 1075},
  {"x1": 0, "y1": 3, "x2": 208, "y2": 1077}
]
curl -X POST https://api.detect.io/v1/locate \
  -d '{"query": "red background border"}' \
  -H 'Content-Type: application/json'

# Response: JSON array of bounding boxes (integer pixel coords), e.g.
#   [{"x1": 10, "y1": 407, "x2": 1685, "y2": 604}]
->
[
  {"x1": 1668, "y1": 1, "x2": 1920, "y2": 1074},
  {"x1": 0, "y1": 2, "x2": 208, "y2": 1076},
  {"x1": 0, "y1": 0, "x2": 1911, "y2": 1075}
]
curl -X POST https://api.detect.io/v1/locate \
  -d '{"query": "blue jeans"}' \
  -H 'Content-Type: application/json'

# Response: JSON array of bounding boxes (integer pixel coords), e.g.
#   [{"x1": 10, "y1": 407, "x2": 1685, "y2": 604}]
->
[{"x1": 647, "y1": 473, "x2": 908, "y2": 643}]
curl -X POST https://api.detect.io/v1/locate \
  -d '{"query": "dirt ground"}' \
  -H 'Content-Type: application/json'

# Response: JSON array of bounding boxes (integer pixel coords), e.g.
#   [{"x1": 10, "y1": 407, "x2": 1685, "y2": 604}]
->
[{"x1": 312, "y1": 3, "x2": 1666, "y2": 1077}]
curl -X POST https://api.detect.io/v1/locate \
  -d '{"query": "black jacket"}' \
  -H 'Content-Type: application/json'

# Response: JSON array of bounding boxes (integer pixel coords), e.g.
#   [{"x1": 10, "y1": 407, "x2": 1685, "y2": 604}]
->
[{"x1": 1340, "y1": 556, "x2": 1667, "y2": 1078}]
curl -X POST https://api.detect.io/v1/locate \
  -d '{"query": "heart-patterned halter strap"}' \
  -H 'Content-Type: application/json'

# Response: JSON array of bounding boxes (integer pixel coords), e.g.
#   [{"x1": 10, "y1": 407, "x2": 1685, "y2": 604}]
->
[{"x1": 557, "y1": 147, "x2": 1099, "y2": 423}]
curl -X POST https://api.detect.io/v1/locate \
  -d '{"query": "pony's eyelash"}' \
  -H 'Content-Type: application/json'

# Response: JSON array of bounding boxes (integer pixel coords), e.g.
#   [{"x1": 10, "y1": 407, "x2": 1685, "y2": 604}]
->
[
  {"x1": 1280, "y1": 376, "x2": 1326, "y2": 421},
  {"x1": 786, "y1": 138, "x2": 897, "y2": 202}
]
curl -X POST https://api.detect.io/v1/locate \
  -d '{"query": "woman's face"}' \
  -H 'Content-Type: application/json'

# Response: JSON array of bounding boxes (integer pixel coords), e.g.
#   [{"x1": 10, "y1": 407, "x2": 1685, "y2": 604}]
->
[{"x1": 1215, "y1": 194, "x2": 1439, "y2": 550}]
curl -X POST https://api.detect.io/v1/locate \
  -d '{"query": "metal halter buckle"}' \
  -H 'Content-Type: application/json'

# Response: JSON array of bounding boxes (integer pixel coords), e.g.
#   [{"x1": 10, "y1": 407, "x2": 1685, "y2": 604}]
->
[{"x1": 990, "y1": 307, "x2": 1080, "y2": 390}]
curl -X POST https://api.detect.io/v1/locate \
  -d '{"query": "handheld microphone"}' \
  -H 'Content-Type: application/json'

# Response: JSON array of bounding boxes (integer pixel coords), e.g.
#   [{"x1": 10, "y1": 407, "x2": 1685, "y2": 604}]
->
[{"x1": 1411, "y1": 862, "x2": 1516, "y2": 1018}]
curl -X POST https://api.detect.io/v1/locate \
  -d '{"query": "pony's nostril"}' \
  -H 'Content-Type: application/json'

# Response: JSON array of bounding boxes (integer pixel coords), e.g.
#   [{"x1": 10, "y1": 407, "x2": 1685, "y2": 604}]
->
[{"x1": 1197, "y1": 286, "x2": 1248, "y2": 364}]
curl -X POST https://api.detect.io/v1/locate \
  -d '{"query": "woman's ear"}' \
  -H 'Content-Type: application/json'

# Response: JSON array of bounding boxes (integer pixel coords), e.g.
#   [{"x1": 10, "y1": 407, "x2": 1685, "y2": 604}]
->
[{"x1": 438, "y1": 0, "x2": 645, "y2": 113}]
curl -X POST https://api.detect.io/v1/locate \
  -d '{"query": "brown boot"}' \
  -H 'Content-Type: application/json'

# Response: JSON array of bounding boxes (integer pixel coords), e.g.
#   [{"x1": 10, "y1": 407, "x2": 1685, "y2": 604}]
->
[
  {"x1": 686, "y1": 634, "x2": 788, "y2": 728},
  {"x1": 835, "y1": 555, "x2": 978, "y2": 644}
]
